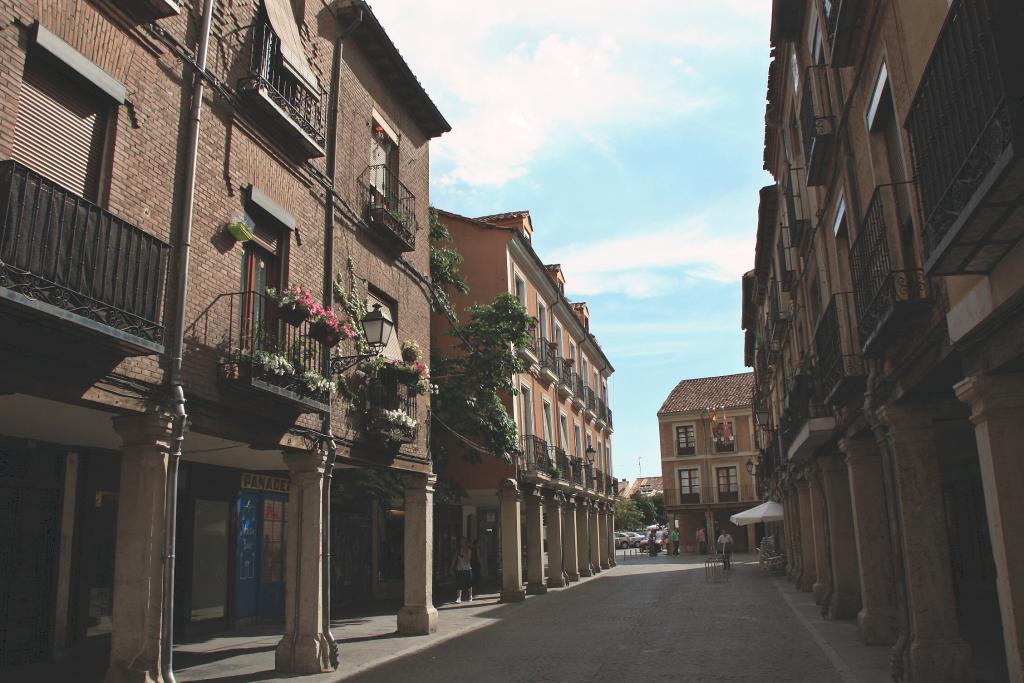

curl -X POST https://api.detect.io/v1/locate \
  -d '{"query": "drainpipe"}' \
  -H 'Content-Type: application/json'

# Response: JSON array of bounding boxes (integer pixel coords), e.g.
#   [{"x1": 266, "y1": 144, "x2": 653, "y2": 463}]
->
[
  {"x1": 862, "y1": 362, "x2": 910, "y2": 681},
  {"x1": 162, "y1": 0, "x2": 214, "y2": 681},
  {"x1": 321, "y1": 6, "x2": 363, "y2": 669}
]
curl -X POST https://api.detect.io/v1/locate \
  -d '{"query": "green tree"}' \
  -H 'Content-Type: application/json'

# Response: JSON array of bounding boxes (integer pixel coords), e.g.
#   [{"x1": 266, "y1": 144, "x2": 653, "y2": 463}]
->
[
  {"x1": 650, "y1": 492, "x2": 668, "y2": 525},
  {"x1": 614, "y1": 497, "x2": 644, "y2": 531},
  {"x1": 428, "y1": 208, "x2": 532, "y2": 468},
  {"x1": 631, "y1": 492, "x2": 657, "y2": 526}
]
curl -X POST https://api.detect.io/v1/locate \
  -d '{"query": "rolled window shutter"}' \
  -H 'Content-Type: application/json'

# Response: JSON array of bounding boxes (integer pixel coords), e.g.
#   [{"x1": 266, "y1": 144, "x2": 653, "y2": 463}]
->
[{"x1": 12, "y1": 67, "x2": 108, "y2": 200}]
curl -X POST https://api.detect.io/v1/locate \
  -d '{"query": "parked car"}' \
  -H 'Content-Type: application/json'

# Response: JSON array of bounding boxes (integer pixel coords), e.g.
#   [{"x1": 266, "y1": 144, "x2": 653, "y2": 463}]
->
[
  {"x1": 614, "y1": 532, "x2": 634, "y2": 549},
  {"x1": 639, "y1": 531, "x2": 667, "y2": 552}
]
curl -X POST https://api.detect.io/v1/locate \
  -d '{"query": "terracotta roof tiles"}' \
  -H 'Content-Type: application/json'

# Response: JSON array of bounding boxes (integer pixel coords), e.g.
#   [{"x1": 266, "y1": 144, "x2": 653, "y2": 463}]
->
[{"x1": 658, "y1": 372, "x2": 754, "y2": 414}]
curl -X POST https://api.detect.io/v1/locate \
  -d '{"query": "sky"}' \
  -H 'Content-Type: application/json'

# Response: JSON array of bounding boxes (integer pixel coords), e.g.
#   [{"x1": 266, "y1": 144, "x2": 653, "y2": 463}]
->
[{"x1": 374, "y1": 1, "x2": 774, "y2": 480}]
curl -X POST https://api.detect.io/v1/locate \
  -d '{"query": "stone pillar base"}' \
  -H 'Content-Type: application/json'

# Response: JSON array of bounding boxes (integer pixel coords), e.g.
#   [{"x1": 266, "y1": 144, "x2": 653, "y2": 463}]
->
[
  {"x1": 592, "y1": 565, "x2": 602, "y2": 574},
  {"x1": 813, "y1": 581, "x2": 829, "y2": 605},
  {"x1": 500, "y1": 588, "x2": 526, "y2": 603},
  {"x1": 829, "y1": 591, "x2": 861, "y2": 621},
  {"x1": 798, "y1": 575, "x2": 814, "y2": 592},
  {"x1": 275, "y1": 632, "x2": 331, "y2": 674},
  {"x1": 547, "y1": 574, "x2": 566, "y2": 588},
  {"x1": 103, "y1": 663, "x2": 160, "y2": 683},
  {"x1": 857, "y1": 607, "x2": 899, "y2": 645},
  {"x1": 910, "y1": 638, "x2": 973, "y2": 683},
  {"x1": 579, "y1": 565, "x2": 593, "y2": 577},
  {"x1": 566, "y1": 571, "x2": 580, "y2": 582},
  {"x1": 526, "y1": 582, "x2": 548, "y2": 595},
  {"x1": 397, "y1": 605, "x2": 438, "y2": 635},
  {"x1": 599, "y1": 559, "x2": 610, "y2": 570}
]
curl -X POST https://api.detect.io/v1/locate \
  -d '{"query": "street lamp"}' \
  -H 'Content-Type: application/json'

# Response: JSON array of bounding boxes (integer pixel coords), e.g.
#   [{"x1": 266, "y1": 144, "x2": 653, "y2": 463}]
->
[
  {"x1": 585, "y1": 445, "x2": 596, "y2": 463},
  {"x1": 328, "y1": 304, "x2": 395, "y2": 374},
  {"x1": 745, "y1": 458, "x2": 755, "y2": 474},
  {"x1": 755, "y1": 405, "x2": 770, "y2": 427}
]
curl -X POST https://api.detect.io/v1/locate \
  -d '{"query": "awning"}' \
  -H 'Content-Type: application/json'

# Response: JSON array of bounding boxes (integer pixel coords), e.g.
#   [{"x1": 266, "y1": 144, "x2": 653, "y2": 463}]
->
[
  {"x1": 264, "y1": 0, "x2": 319, "y2": 93},
  {"x1": 729, "y1": 500, "x2": 784, "y2": 526}
]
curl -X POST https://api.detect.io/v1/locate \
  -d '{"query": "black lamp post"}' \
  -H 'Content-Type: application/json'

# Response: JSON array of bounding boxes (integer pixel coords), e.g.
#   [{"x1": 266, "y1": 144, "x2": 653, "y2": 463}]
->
[
  {"x1": 745, "y1": 458, "x2": 755, "y2": 474},
  {"x1": 328, "y1": 304, "x2": 395, "y2": 374}
]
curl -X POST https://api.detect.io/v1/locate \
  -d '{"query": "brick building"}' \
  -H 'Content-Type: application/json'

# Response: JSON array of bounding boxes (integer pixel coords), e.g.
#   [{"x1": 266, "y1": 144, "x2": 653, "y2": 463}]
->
[
  {"x1": 0, "y1": 0, "x2": 447, "y2": 679},
  {"x1": 657, "y1": 373, "x2": 759, "y2": 553},
  {"x1": 746, "y1": 1, "x2": 1024, "y2": 681},
  {"x1": 431, "y1": 209, "x2": 617, "y2": 601}
]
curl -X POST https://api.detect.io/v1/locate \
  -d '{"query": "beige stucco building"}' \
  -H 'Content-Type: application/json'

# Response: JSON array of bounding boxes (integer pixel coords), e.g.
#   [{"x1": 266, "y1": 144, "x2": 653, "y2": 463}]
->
[{"x1": 658, "y1": 373, "x2": 759, "y2": 553}]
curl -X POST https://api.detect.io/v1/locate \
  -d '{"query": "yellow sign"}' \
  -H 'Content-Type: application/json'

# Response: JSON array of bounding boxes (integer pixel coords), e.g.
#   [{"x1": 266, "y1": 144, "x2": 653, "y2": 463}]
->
[{"x1": 241, "y1": 473, "x2": 290, "y2": 494}]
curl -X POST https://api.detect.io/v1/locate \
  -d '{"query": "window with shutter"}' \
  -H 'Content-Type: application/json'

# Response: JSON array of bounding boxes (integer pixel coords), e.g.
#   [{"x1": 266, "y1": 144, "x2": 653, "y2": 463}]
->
[{"x1": 12, "y1": 65, "x2": 109, "y2": 201}]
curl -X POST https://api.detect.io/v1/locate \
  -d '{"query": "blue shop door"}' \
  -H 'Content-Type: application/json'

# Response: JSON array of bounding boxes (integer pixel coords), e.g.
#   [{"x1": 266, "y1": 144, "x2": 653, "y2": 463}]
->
[
  {"x1": 258, "y1": 494, "x2": 286, "y2": 620},
  {"x1": 235, "y1": 492, "x2": 260, "y2": 620}
]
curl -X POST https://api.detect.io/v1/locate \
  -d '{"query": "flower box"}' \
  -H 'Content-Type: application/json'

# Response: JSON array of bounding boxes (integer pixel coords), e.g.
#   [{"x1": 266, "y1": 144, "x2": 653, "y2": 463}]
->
[
  {"x1": 279, "y1": 303, "x2": 309, "y2": 326},
  {"x1": 308, "y1": 319, "x2": 342, "y2": 347}
]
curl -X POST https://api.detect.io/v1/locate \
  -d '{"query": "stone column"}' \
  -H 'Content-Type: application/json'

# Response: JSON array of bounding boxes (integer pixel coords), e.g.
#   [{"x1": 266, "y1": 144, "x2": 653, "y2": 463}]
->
[
  {"x1": 795, "y1": 480, "x2": 815, "y2": 592},
  {"x1": 956, "y1": 373, "x2": 1024, "y2": 682},
  {"x1": 576, "y1": 499, "x2": 592, "y2": 577},
  {"x1": 106, "y1": 413, "x2": 173, "y2": 683},
  {"x1": 397, "y1": 473, "x2": 438, "y2": 635},
  {"x1": 879, "y1": 404, "x2": 973, "y2": 682},
  {"x1": 524, "y1": 486, "x2": 547, "y2": 594},
  {"x1": 276, "y1": 450, "x2": 331, "y2": 674},
  {"x1": 819, "y1": 453, "x2": 861, "y2": 619},
  {"x1": 841, "y1": 436, "x2": 898, "y2": 645},
  {"x1": 545, "y1": 493, "x2": 566, "y2": 588},
  {"x1": 608, "y1": 509, "x2": 617, "y2": 566},
  {"x1": 563, "y1": 495, "x2": 580, "y2": 581},
  {"x1": 598, "y1": 506, "x2": 610, "y2": 570},
  {"x1": 808, "y1": 474, "x2": 831, "y2": 605},
  {"x1": 783, "y1": 491, "x2": 798, "y2": 579},
  {"x1": 589, "y1": 502, "x2": 602, "y2": 573},
  {"x1": 498, "y1": 478, "x2": 525, "y2": 602}
]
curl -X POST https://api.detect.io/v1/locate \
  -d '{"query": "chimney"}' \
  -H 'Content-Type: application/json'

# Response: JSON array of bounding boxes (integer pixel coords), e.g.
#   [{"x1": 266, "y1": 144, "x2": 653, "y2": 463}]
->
[
  {"x1": 571, "y1": 302, "x2": 589, "y2": 332},
  {"x1": 545, "y1": 264, "x2": 565, "y2": 295}
]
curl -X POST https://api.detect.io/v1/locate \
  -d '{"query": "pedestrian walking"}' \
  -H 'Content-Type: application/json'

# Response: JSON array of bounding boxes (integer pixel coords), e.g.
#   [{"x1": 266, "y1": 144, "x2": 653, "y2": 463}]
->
[
  {"x1": 696, "y1": 527, "x2": 707, "y2": 555},
  {"x1": 450, "y1": 536, "x2": 473, "y2": 603},
  {"x1": 717, "y1": 530, "x2": 734, "y2": 570},
  {"x1": 648, "y1": 529, "x2": 658, "y2": 557},
  {"x1": 670, "y1": 527, "x2": 680, "y2": 555}
]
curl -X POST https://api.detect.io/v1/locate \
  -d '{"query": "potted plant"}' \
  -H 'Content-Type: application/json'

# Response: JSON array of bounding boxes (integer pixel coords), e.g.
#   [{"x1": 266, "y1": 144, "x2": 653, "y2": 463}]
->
[
  {"x1": 267, "y1": 286, "x2": 316, "y2": 326},
  {"x1": 307, "y1": 306, "x2": 356, "y2": 348},
  {"x1": 299, "y1": 370, "x2": 335, "y2": 399},
  {"x1": 226, "y1": 217, "x2": 254, "y2": 242},
  {"x1": 368, "y1": 408, "x2": 418, "y2": 444}
]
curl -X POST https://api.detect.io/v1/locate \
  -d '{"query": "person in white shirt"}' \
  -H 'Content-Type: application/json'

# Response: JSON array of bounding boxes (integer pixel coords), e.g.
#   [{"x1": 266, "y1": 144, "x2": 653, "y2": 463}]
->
[{"x1": 717, "y1": 531, "x2": 734, "y2": 570}]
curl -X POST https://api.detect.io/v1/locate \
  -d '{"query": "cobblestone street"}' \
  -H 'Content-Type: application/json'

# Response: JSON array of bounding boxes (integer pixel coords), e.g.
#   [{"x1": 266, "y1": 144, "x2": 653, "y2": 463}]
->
[{"x1": 342, "y1": 552, "x2": 878, "y2": 683}]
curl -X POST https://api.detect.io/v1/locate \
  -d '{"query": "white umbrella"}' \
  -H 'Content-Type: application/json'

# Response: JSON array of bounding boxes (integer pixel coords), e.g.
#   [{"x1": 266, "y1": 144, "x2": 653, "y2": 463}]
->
[{"x1": 729, "y1": 501, "x2": 784, "y2": 526}]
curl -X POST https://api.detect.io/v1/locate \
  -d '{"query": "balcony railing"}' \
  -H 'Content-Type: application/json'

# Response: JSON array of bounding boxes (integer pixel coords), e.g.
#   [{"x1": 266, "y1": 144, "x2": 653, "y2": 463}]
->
[
  {"x1": 556, "y1": 357, "x2": 575, "y2": 388},
  {"x1": 679, "y1": 491, "x2": 700, "y2": 504},
  {"x1": 905, "y1": 0, "x2": 1023, "y2": 275},
  {"x1": 571, "y1": 458, "x2": 584, "y2": 486},
  {"x1": 585, "y1": 463, "x2": 595, "y2": 490},
  {"x1": 596, "y1": 397, "x2": 608, "y2": 422},
  {"x1": 366, "y1": 373, "x2": 419, "y2": 444},
  {"x1": 519, "y1": 324, "x2": 540, "y2": 359},
  {"x1": 537, "y1": 339, "x2": 559, "y2": 378},
  {"x1": 780, "y1": 373, "x2": 831, "y2": 460},
  {"x1": 800, "y1": 66, "x2": 836, "y2": 186},
  {"x1": 216, "y1": 291, "x2": 331, "y2": 412},
  {"x1": 826, "y1": 0, "x2": 862, "y2": 67},
  {"x1": 814, "y1": 292, "x2": 865, "y2": 404},
  {"x1": 595, "y1": 468, "x2": 605, "y2": 494},
  {"x1": 520, "y1": 435, "x2": 552, "y2": 477},
  {"x1": 238, "y1": 19, "x2": 327, "y2": 156},
  {"x1": 850, "y1": 185, "x2": 931, "y2": 356},
  {"x1": 777, "y1": 227, "x2": 795, "y2": 291},
  {"x1": 0, "y1": 160, "x2": 168, "y2": 354},
  {"x1": 554, "y1": 447, "x2": 570, "y2": 480},
  {"x1": 572, "y1": 371, "x2": 586, "y2": 398},
  {"x1": 583, "y1": 386, "x2": 596, "y2": 413},
  {"x1": 717, "y1": 489, "x2": 739, "y2": 503},
  {"x1": 714, "y1": 440, "x2": 737, "y2": 454},
  {"x1": 359, "y1": 165, "x2": 417, "y2": 252}
]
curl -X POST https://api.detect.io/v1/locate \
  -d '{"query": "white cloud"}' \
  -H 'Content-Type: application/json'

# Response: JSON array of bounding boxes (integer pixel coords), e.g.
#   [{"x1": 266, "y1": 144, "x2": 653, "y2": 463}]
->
[
  {"x1": 549, "y1": 212, "x2": 755, "y2": 298},
  {"x1": 373, "y1": 1, "x2": 770, "y2": 188}
]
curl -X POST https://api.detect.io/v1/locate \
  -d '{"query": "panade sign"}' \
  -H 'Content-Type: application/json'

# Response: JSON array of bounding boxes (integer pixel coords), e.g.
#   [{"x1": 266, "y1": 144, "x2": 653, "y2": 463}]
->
[{"x1": 241, "y1": 473, "x2": 290, "y2": 494}]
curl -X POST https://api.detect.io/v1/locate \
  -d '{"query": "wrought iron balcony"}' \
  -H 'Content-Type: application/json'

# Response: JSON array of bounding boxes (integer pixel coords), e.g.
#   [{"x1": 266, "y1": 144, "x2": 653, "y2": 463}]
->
[
  {"x1": 366, "y1": 374, "x2": 419, "y2": 444},
  {"x1": 571, "y1": 458, "x2": 584, "y2": 486},
  {"x1": 595, "y1": 468, "x2": 605, "y2": 494},
  {"x1": 767, "y1": 280, "x2": 790, "y2": 345},
  {"x1": 611, "y1": 477, "x2": 619, "y2": 497},
  {"x1": 780, "y1": 373, "x2": 834, "y2": 463},
  {"x1": 537, "y1": 339, "x2": 559, "y2": 382},
  {"x1": 238, "y1": 18, "x2": 327, "y2": 157},
  {"x1": 518, "y1": 323, "x2": 540, "y2": 361},
  {"x1": 556, "y1": 357, "x2": 575, "y2": 396},
  {"x1": 814, "y1": 292, "x2": 865, "y2": 405},
  {"x1": 0, "y1": 160, "x2": 169, "y2": 355},
  {"x1": 554, "y1": 447, "x2": 570, "y2": 480},
  {"x1": 714, "y1": 439, "x2": 737, "y2": 454},
  {"x1": 826, "y1": 0, "x2": 862, "y2": 67},
  {"x1": 850, "y1": 185, "x2": 931, "y2": 356},
  {"x1": 584, "y1": 463, "x2": 595, "y2": 490},
  {"x1": 905, "y1": 0, "x2": 1024, "y2": 275},
  {"x1": 215, "y1": 291, "x2": 332, "y2": 413},
  {"x1": 359, "y1": 165, "x2": 417, "y2": 253},
  {"x1": 596, "y1": 397, "x2": 608, "y2": 423},
  {"x1": 607, "y1": 408, "x2": 613, "y2": 430},
  {"x1": 777, "y1": 227, "x2": 796, "y2": 291},
  {"x1": 800, "y1": 66, "x2": 836, "y2": 186},
  {"x1": 519, "y1": 435, "x2": 552, "y2": 478},
  {"x1": 583, "y1": 386, "x2": 596, "y2": 414},
  {"x1": 718, "y1": 488, "x2": 739, "y2": 503}
]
